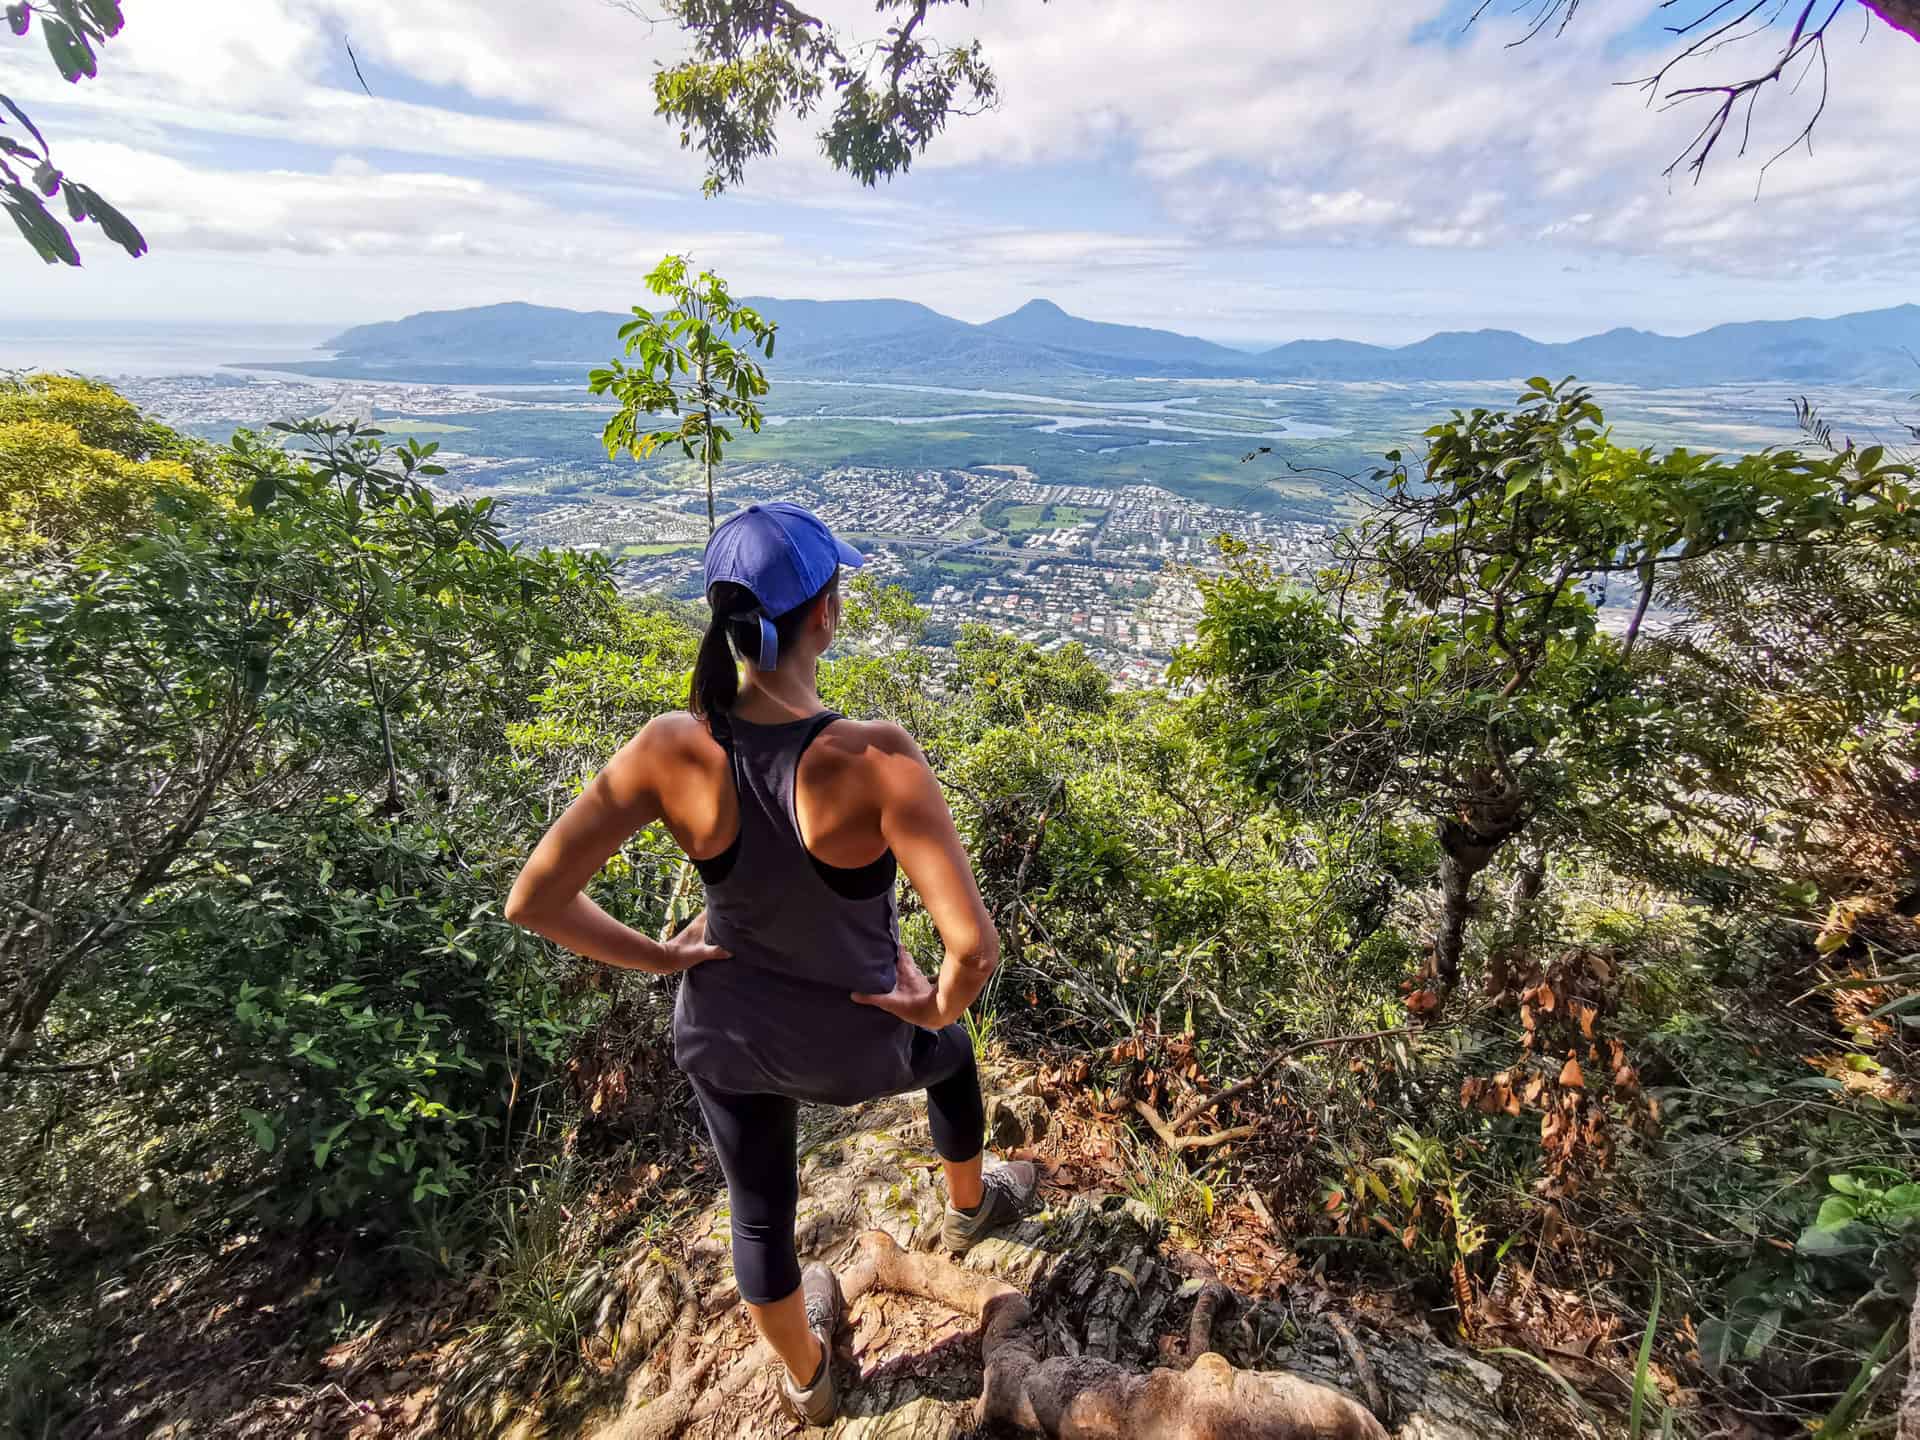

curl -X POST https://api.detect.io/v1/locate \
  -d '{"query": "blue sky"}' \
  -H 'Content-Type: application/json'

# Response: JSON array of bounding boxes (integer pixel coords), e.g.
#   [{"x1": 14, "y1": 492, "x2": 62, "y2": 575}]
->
[{"x1": 1, "y1": 0, "x2": 1915, "y2": 347}]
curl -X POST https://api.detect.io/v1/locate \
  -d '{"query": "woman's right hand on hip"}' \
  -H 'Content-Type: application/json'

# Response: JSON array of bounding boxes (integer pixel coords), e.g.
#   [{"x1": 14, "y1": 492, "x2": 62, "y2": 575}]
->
[{"x1": 660, "y1": 910, "x2": 731, "y2": 973}]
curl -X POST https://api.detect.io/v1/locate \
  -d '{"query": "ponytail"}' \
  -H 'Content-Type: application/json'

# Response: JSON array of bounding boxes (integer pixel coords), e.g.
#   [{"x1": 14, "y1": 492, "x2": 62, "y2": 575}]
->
[
  {"x1": 689, "y1": 571, "x2": 842, "y2": 738},
  {"x1": 691, "y1": 611, "x2": 741, "y2": 735}
]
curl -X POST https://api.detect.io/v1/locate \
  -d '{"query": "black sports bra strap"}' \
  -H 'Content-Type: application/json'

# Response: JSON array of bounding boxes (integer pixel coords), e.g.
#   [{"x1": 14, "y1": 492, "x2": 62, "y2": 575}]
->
[{"x1": 797, "y1": 710, "x2": 841, "y2": 756}]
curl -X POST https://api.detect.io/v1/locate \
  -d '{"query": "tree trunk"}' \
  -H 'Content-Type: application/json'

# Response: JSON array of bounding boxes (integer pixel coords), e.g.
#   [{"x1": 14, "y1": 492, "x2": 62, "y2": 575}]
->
[
  {"x1": 1866, "y1": 0, "x2": 1920, "y2": 43},
  {"x1": 1485, "y1": 844, "x2": 1549, "y2": 1001},
  {"x1": 364, "y1": 654, "x2": 402, "y2": 814},
  {"x1": 1434, "y1": 821, "x2": 1495, "y2": 988},
  {"x1": 1899, "y1": 1270, "x2": 1920, "y2": 1440},
  {"x1": 1620, "y1": 561, "x2": 1656, "y2": 662},
  {"x1": 1511, "y1": 852, "x2": 1546, "y2": 908},
  {"x1": 703, "y1": 445, "x2": 714, "y2": 535},
  {"x1": 1432, "y1": 770, "x2": 1528, "y2": 988},
  {"x1": 698, "y1": 352, "x2": 715, "y2": 534}
]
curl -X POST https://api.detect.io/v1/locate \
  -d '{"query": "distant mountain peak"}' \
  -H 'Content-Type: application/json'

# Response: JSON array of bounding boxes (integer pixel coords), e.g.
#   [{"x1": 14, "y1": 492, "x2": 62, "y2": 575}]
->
[{"x1": 1005, "y1": 298, "x2": 1070, "y2": 319}]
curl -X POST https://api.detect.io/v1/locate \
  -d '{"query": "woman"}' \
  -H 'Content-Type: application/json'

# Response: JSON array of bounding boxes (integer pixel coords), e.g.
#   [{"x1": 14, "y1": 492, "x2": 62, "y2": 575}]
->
[{"x1": 506, "y1": 502, "x2": 1035, "y2": 1427}]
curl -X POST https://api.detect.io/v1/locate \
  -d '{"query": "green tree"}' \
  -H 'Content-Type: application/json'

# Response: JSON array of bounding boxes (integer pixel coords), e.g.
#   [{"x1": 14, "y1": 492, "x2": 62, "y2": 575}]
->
[
  {"x1": 0, "y1": 414, "x2": 606, "y2": 1071},
  {"x1": 589, "y1": 254, "x2": 776, "y2": 533},
  {"x1": 1180, "y1": 381, "x2": 1918, "y2": 991},
  {"x1": 637, "y1": 0, "x2": 1002, "y2": 196},
  {"x1": 2, "y1": 2, "x2": 146, "y2": 265},
  {"x1": 0, "y1": 373, "x2": 219, "y2": 552}
]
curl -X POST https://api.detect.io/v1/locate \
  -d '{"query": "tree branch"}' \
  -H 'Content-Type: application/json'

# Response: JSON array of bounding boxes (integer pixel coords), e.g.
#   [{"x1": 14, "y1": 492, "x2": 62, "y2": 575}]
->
[{"x1": 1167, "y1": 1028, "x2": 1408, "y2": 1134}]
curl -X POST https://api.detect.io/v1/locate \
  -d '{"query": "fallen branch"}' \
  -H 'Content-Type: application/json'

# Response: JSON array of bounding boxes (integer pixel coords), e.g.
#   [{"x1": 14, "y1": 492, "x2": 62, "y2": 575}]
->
[
  {"x1": 1133, "y1": 1099, "x2": 1260, "y2": 1153},
  {"x1": 845, "y1": 1228, "x2": 1387, "y2": 1439},
  {"x1": 1325, "y1": 1312, "x2": 1385, "y2": 1421},
  {"x1": 1168, "y1": 1029, "x2": 1407, "y2": 1134}
]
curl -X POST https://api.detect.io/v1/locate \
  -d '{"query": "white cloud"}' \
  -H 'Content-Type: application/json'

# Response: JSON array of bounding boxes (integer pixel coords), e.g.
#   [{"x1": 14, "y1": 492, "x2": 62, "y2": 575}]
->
[{"x1": 0, "y1": 0, "x2": 1914, "y2": 339}]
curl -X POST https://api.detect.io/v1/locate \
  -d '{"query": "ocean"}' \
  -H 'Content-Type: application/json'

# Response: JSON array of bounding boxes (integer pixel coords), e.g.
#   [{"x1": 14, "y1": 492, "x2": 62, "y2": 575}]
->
[{"x1": 0, "y1": 325, "x2": 334, "y2": 379}]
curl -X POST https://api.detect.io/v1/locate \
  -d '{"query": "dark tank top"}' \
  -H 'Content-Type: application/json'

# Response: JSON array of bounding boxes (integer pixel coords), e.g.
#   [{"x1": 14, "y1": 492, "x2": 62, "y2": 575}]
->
[{"x1": 672, "y1": 711, "x2": 969, "y2": 1105}]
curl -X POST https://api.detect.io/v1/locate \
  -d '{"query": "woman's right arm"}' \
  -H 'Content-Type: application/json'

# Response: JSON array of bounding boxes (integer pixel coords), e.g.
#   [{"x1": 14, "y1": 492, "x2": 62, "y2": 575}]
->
[
  {"x1": 851, "y1": 725, "x2": 999, "y2": 1029},
  {"x1": 505, "y1": 718, "x2": 729, "y2": 975}
]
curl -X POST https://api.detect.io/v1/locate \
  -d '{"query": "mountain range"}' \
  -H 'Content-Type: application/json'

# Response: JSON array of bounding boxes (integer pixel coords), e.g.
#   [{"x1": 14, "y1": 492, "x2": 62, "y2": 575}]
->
[{"x1": 322, "y1": 297, "x2": 1920, "y2": 389}]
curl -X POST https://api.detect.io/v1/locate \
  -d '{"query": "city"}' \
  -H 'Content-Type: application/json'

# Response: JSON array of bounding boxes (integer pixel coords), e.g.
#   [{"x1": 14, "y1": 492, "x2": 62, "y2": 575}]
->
[{"x1": 115, "y1": 370, "x2": 1337, "y2": 687}]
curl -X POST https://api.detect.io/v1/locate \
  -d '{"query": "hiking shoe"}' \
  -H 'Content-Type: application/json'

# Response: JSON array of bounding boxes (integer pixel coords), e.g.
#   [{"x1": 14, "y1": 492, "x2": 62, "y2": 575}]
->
[
  {"x1": 778, "y1": 1263, "x2": 843, "y2": 1428},
  {"x1": 944, "y1": 1161, "x2": 1038, "y2": 1254}
]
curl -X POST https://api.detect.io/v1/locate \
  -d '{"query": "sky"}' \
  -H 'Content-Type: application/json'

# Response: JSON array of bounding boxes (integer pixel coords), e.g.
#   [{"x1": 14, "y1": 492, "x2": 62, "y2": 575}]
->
[{"x1": 1, "y1": 0, "x2": 1917, "y2": 348}]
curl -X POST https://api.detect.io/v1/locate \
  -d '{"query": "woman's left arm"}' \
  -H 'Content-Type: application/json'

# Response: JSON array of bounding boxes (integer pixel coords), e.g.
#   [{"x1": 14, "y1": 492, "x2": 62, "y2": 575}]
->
[{"x1": 505, "y1": 720, "x2": 729, "y2": 975}]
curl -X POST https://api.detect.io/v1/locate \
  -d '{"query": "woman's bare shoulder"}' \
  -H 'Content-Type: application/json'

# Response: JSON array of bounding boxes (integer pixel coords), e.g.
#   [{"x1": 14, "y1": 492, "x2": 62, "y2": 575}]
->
[
  {"x1": 627, "y1": 711, "x2": 725, "y2": 767},
  {"x1": 813, "y1": 718, "x2": 932, "y2": 801},
  {"x1": 818, "y1": 716, "x2": 924, "y2": 762}
]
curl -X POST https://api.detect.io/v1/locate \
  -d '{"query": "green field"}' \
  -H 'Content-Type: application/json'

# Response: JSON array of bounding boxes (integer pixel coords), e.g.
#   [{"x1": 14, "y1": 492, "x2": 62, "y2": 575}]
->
[
  {"x1": 1003, "y1": 503, "x2": 1102, "y2": 533},
  {"x1": 618, "y1": 541, "x2": 700, "y2": 557},
  {"x1": 370, "y1": 418, "x2": 472, "y2": 435},
  {"x1": 364, "y1": 376, "x2": 1881, "y2": 528}
]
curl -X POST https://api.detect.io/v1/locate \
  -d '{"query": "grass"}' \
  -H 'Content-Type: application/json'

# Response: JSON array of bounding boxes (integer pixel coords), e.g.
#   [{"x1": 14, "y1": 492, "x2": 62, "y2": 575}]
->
[
  {"x1": 472, "y1": 1156, "x2": 608, "y2": 1385},
  {"x1": 1119, "y1": 1128, "x2": 1217, "y2": 1243},
  {"x1": 618, "y1": 541, "x2": 701, "y2": 557},
  {"x1": 1002, "y1": 503, "x2": 1104, "y2": 534}
]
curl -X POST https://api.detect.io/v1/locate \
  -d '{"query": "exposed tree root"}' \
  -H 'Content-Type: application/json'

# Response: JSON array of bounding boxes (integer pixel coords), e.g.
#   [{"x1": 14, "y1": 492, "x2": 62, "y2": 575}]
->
[
  {"x1": 1133, "y1": 1099, "x2": 1261, "y2": 1153},
  {"x1": 598, "y1": 1264, "x2": 771, "y2": 1440},
  {"x1": 844, "y1": 1229, "x2": 1388, "y2": 1439},
  {"x1": 1185, "y1": 1280, "x2": 1235, "y2": 1364}
]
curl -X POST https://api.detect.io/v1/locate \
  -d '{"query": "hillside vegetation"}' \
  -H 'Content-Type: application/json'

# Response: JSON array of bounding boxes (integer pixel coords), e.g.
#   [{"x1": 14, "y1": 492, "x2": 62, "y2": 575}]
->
[{"x1": 3, "y1": 372, "x2": 1918, "y2": 1437}]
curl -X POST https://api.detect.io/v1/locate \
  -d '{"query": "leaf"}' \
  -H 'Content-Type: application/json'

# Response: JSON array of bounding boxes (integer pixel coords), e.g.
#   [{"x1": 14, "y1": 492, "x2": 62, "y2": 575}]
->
[
  {"x1": 80, "y1": 0, "x2": 125, "y2": 35},
  {"x1": 1795, "y1": 1223, "x2": 1870, "y2": 1257},
  {"x1": 41, "y1": 17, "x2": 98, "y2": 80},
  {"x1": 1880, "y1": 1183, "x2": 1920, "y2": 1218},
  {"x1": 1558, "y1": 1054, "x2": 1585, "y2": 1089},
  {"x1": 63, "y1": 182, "x2": 145, "y2": 256},
  {"x1": 1813, "y1": 1195, "x2": 1858, "y2": 1231},
  {"x1": 1696, "y1": 1317, "x2": 1735, "y2": 1377},
  {"x1": 1741, "y1": 1306, "x2": 1780, "y2": 1359},
  {"x1": 4, "y1": 185, "x2": 79, "y2": 265},
  {"x1": 240, "y1": 1108, "x2": 277, "y2": 1153},
  {"x1": 1628, "y1": 1273, "x2": 1661, "y2": 1440}
]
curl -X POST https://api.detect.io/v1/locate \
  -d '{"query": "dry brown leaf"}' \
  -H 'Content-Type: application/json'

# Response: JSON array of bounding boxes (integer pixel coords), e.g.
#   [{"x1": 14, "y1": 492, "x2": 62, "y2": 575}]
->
[{"x1": 1559, "y1": 1054, "x2": 1585, "y2": 1089}]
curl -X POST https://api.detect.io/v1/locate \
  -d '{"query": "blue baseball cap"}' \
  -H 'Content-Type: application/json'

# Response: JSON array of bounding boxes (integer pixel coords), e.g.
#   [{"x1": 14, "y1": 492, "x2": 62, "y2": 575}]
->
[{"x1": 703, "y1": 502, "x2": 865, "y2": 669}]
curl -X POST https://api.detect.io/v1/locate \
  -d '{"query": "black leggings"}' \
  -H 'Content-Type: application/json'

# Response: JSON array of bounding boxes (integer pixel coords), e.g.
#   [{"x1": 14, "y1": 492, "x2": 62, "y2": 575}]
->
[{"x1": 689, "y1": 1049, "x2": 986, "y2": 1306}]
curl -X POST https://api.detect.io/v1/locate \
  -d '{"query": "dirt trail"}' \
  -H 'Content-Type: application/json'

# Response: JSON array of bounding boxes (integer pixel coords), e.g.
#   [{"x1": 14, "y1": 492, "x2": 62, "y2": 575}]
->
[
  {"x1": 56, "y1": 1059, "x2": 1592, "y2": 1439},
  {"x1": 568, "y1": 1069, "x2": 1567, "y2": 1440}
]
